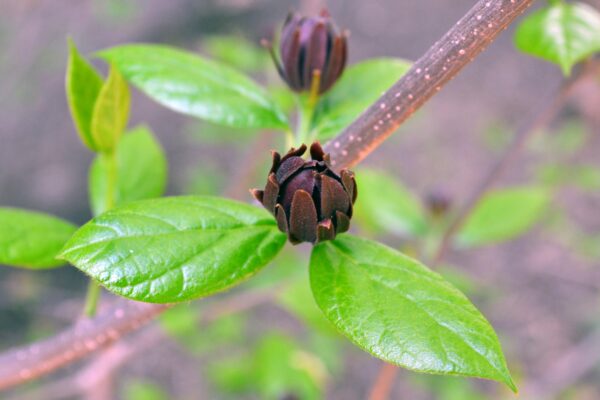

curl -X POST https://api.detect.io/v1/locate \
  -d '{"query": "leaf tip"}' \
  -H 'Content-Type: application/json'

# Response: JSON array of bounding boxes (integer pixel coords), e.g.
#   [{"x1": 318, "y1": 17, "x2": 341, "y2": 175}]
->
[{"x1": 505, "y1": 375, "x2": 518, "y2": 394}]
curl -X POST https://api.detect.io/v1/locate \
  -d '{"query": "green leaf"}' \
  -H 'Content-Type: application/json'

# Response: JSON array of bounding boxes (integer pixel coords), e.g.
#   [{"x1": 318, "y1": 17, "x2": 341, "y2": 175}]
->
[
  {"x1": 59, "y1": 196, "x2": 286, "y2": 303},
  {"x1": 91, "y1": 63, "x2": 131, "y2": 152},
  {"x1": 98, "y1": 44, "x2": 289, "y2": 130},
  {"x1": 253, "y1": 334, "x2": 323, "y2": 400},
  {"x1": 0, "y1": 208, "x2": 77, "y2": 269},
  {"x1": 122, "y1": 380, "x2": 169, "y2": 400},
  {"x1": 313, "y1": 58, "x2": 411, "y2": 139},
  {"x1": 353, "y1": 168, "x2": 427, "y2": 237},
  {"x1": 89, "y1": 126, "x2": 167, "y2": 216},
  {"x1": 456, "y1": 187, "x2": 550, "y2": 247},
  {"x1": 514, "y1": 1, "x2": 600, "y2": 75},
  {"x1": 310, "y1": 235, "x2": 515, "y2": 391},
  {"x1": 65, "y1": 39, "x2": 103, "y2": 151}
]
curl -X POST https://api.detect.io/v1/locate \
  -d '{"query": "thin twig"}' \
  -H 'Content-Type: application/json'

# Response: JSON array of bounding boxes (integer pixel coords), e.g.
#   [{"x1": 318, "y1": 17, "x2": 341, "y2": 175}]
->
[
  {"x1": 0, "y1": 299, "x2": 169, "y2": 391},
  {"x1": 431, "y1": 60, "x2": 596, "y2": 266},
  {"x1": 5, "y1": 328, "x2": 164, "y2": 400},
  {"x1": 0, "y1": 0, "x2": 540, "y2": 391},
  {"x1": 367, "y1": 363, "x2": 398, "y2": 400},
  {"x1": 523, "y1": 329, "x2": 600, "y2": 399}
]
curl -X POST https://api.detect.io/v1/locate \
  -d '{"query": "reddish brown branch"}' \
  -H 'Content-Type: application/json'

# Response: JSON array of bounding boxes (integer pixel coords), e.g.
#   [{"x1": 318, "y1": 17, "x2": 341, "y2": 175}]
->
[
  {"x1": 0, "y1": 299, "x2": 168, "y2": 391},
  {"x1": 0, "y1": 0, "x2": 540, "y2": 392},
  {"x1": 367, "y1": 363, "x2": 398, "y2": 400},
  {"x1": 324, "y1": 0, "x2": 534, "y2": 168},
  {"x1": 431, "y1": 60, "x2": 597, "y2": 266}
]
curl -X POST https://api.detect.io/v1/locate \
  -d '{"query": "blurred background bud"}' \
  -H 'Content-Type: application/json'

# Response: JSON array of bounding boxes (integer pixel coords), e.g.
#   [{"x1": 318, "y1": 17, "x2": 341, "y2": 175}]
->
[{"x1": 264, "y1": 9, "x2": 348, "y2": 94}]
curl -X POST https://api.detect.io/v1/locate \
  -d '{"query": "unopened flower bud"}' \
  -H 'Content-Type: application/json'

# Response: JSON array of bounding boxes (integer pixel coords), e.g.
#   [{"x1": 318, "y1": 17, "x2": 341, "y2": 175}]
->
[
  {"x1": 425, "y1": 190, "x2": 452, "y2": 218},
  {"x1": 251, "y1": 142, "x2": 357, "y2": 244},
  {"x1": 264, "y1": 9, "x2": 348, "y2": 94}
]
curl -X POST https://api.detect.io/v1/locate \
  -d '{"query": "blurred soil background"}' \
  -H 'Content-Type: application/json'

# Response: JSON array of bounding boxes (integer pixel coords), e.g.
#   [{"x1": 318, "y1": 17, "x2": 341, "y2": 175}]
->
[{"x1": 1, "y1": 0, "x2": 600, "y2": 399}]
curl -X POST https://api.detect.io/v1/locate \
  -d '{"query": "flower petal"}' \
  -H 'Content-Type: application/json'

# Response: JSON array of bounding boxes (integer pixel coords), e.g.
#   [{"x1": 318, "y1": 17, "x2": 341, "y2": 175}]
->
[
  {"x1": 263, "y1": 173, "x2": 280, "y2": 213},
  {"x1": 250, "y1": 189, "x2": 264, "y2": 203},
  {"x1": 335, "y1": 210, "x2": 350, "y2": 233},
  {"x1": 341, "y1": 169, "x2": 357, "y2": 204},
  {"x1": 269, "y1": 151, "x2": 282, "y2": 174},
  {"x1": 289, "y1": 189, "x2": 318, "y2": 244},
  {"x1": 316, "y1": 218, "x2": 336, "y2": 243},
  {"x1": 276, "y1": 156, "x2": 305, "y2": 184},
  {"x1": 281, "y1": 144, "x2": 307, "y2": 163},
  {"x1": 275, "y1": 204, "x2": 289, "y2": 234},
  {"x1": 310, "y1": 141, "x2": 326, "y2": 161},
  {"x1": 320, "y1": 174, "x2": 350, "y2": 219}
]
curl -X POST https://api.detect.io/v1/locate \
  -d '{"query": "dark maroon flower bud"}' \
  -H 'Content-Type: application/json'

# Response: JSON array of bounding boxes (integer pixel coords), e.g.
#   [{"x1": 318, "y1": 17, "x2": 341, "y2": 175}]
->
[
  {"x1": 425, "y1": 190, "x2": 452, "y2": 218},
  {"x1": 251, "y1": 142, "x2": 357, "y2": 244},
  {"x1": 263, "y1": 9, "x2": 348, "y2": 94}
]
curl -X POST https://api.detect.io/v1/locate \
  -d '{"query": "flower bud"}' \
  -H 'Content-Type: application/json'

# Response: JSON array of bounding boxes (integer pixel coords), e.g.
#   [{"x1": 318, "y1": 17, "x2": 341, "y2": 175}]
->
[
  {"x1": 251, "y1": 142, "x2": 357, "y2": 244},
  {"x1": 425, "y1": 190, "x2": 452, "y2": 218},
  {"x1": 265, "y1": 9, "x2": 348, "y2": 94}
]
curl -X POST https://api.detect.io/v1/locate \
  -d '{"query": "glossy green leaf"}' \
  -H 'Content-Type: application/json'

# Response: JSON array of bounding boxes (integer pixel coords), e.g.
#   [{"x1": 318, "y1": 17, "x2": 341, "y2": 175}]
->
[
  {"x1": 457, "y1": 187, "x2": 550, "y2": 247},
  {"x1": 91, "y1": 63, "x2": 131, "y2": 151},
  {"x1": 89, "y1": 126, "x2": 167, "y2": 216},
  {"x1": 0, "y1": 208, "x2": 77, "y2": 269},
  {"x1": 59, "y1": 196, "x2": 286, "y2": 303},
  {"x1": 98, "y1": 44, "x2": 289, "y2": 130},
  {"x1": 514, "y1": 1, "x2": 600, "y2": 75},
  {"x1": 310, "y1": 235, "x2": 515, "y2": 391},
  {"x1": 313, "y1": 58, "x2": 411, "y2": 139},
  {"x1": 65, "y1": 39, "x2": 103, "y2": 151},
  {"x1": 353, "y1": 168, "x2": 427, "y2": 237}
]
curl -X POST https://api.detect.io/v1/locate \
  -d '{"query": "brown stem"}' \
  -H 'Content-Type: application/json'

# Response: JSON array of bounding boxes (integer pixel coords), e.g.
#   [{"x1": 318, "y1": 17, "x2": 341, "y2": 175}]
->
[
  {"x1": 523, "y1": 328, "x2": 600, "y2": 399},
  {"x1": 367, "y1": 363, "x2": 398, "y2": 400},
  {"x1": 324, "y1": 0, "x2": 534, "y2": 169},
  {"x1": 0, "y1": 299, "x2": 169, "y2": 391},
  {"x1": 431, "y1": 60, "x2": 596, "y2": 266},
  {"x1": 0, "y1": 0, "x2": 540, "y2": 391}
]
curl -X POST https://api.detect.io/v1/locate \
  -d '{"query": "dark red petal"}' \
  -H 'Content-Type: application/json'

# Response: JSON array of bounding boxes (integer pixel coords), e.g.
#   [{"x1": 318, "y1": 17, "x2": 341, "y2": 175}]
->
[
  {"x1": 320, "y1": 174, "x2": 350, "y2": 219},
  {"x1": 263, "y1": 173, "x2": 280, "y2": 213},
  {"x1": 275, "y1": 156, "x2": 305, "y2": 184},
  {"x1": 337, "y1": 33, "x2": 348, "y2": 76},
  {"x1": 250, "y1": 189, "x2": 264, "y2": 203},
  {"x1": 289, "y1": 189, "x2": 318, "y2": 244},
  {"x1": 275, "y1": 204, "x2": 289, "y2": 234},
  {"x1": 335, "y1": 210, "x2": 350, "y2": 233},
  {"x1": 281, "y1": 29, "x2": 302, "y2": 90},
  {"x1": 281, "y1": 143, "x2": 307, "y2": 163},
  {"x1": 316, "y1": 219, "x2": 335, "y2": 243},
  {"x1": 281, "y1": 169, "x2": 316, "y2": 215},
  {"x1": 281, "y1": 12, "x2": 301, "y2": 44},
  {"x1": 340, "y1": 169, "x2": 356, "y2": 204},
  {"x1": 309, "y1": 141, "x2": 326, "y2": 161},
  {"x1": 269, "y1": 151, "x2": 282, "y2": 174},
  {"x1": 321, "y1": 34, "x2": 346, "y2": 93},
  {"x1": 305, "y1": 22, "x2": 328, "y2": 89}
]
